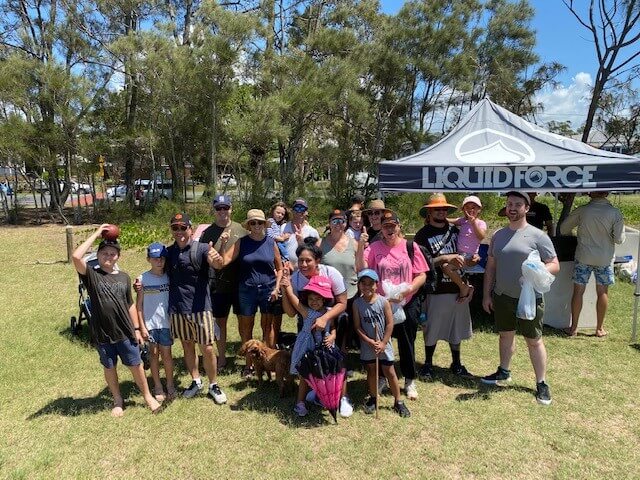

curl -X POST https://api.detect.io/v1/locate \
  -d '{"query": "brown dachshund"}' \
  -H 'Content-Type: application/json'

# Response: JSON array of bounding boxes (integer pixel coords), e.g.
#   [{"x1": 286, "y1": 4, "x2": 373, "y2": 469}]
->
[{"x1": 239, "y1": 339, "x2": 295, "y2": 397}]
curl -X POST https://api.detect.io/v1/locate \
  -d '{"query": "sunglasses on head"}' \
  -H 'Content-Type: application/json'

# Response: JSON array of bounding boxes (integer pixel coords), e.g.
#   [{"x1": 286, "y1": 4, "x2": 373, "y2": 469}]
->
[
  {"x1": 248, "y1": 220, "x2": 263, "y2": 226},
  {"x1": 215, "y1": 205, "x2": 230, "y2": 211},
  {"x1": 292, "y1": 206, "x2": 307, "y2": 213},
  {"x1": 171, "y1": 224, "x2": 188, "y2": 232},
  {"x1": 330, "y1": 218, "x2": 345, "y2": 225}
]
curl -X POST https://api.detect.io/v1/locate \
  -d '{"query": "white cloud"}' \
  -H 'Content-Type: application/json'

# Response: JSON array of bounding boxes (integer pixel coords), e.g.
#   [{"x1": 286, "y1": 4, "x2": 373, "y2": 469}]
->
[{"x1": 535, "y1": 72, "x2": 593, "y2": 128}]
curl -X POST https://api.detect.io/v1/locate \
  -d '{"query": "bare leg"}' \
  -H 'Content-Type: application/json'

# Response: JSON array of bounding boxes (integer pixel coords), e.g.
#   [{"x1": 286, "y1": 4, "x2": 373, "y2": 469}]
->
[
  {"x1": 128, "y1": 363, "x2": 162, "y2": 412},
  {"x1": 149, "y1": 343, "x2": 164, "y2": 400},
  {"x1": 498, "y1": 331, "x2": 516, "y2": 371},
  {"x1": 525, "y1": 336, "x2": 547, "y2": 383},
  {"x1": 595, "y1": 284, "x2": 609, "y2": 336},
  {"x1": 199, "y1": 343, "x2": 218, "y2": 385},
  {"x1": 383, "y1": 365, "x2": 402, "y2": 402},
  {"x1": 568, "y1": 283, "x2": 586, "y2": 335},
  {"x1": 260, "y1": 313, "x2": 273, "y2": 345},
  {"x1": 181, "y1": 339, "x2": 199, "y2": 381},
  {"x1": 270, "y1": 314, "x2": 282, "y2": 349},
  {"x1": 104, "y1": 367, "x2": 124, "y2": 417},
  {"x1": 215, "y1": 316, "x2": 228, "y2": 368},
  {"x1": 159, "y1": 345, "x2": 175, "y2": 398},
  {"x1": 365, "y1": 364, "x2": 377, "y2": 398},
  {"x1": 442, "y1": 262, "x2": 470, "y2": 299},
  {"x1": 238, "y1": 315, "x2": 255, "y2": 369},
  {"x1": 296, "y1": 375, "x2": 308, "y2": 403}
]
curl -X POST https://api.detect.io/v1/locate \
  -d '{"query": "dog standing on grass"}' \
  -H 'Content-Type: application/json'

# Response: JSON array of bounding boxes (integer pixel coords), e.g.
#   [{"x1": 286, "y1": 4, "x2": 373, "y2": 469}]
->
[{"x1": 239, "y1": 339, "x2": 295, "y2": 397}]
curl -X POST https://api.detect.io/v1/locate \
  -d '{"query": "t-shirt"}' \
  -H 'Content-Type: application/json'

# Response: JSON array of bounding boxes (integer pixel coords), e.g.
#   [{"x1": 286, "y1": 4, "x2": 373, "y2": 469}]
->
[
  {"x1": 81, "y1": 266, "x2": 135, "y2": 344},
  {"x1": 414, "y1": 223, "x2": 460, "y2": 295},
  {"x1": 282, "y1": 222, "x2": 320, "y2": 268},
  {"x1": 354, "y1": 295, "x2": 394, "y2": 362},
  {"x1": 527, "y1": 202, "x2": 552, "y2": 230},
  {"x1": 456, "y1": 218, "x2": 486, "y2": 255},
  {"x1": 166, "y1": 241, "x2": 212, "y2": 314},
  {"x1": 291, "y1": 264, "x2": 347, "y2": 298},
  {"x1": 237, "y1": 235, "x2": 277, "y2": 287},
  {"x1": 139, "y1": 271, "x2": 170, "y2": 330},
  {"x1": 363, "y1": 239, "x2": 429, "y2": 303},
  {"x1": 489, "y1": 224, "x2": 557, "y2": 299},
  {"x1": 320, "y1": 237, "x2": 358, "y2": 298},
  {"x1": 367, "y1": 226, "x2": 382, "y2": 243},
  {"x1": 199, "y1": 221, "x2": 245, "y2": 294},
  {"x1": 266, "y1": 218, "x2": 285, "y2": 239}
]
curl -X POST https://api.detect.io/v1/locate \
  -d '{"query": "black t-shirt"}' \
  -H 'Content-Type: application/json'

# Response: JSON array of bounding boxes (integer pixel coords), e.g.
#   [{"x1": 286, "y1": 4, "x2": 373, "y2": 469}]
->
[
  {"x1": 166, "y1": 241, "x2": 212, "y2": 314},
  {"x1": 367, "y1": 226, "x2": 382, "y2": 243},
  {"x1": 414, "y1": 223, "x2": 460, "y2": 294},
  {"x1": 81, "y1": 266, "x2": 135, "y2": 343},
  {"x1": 527, "y1": 202, "x2": 552, "y2": 230},
  {"x1": 199, "y1": 222, "x2": 244, "y2": 294}
]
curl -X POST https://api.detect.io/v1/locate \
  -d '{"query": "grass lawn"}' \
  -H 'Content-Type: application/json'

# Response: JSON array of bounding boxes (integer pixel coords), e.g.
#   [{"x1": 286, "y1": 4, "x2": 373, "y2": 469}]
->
[{"x1": 2, "y1": 224, "x2": 640, "y2": 479}]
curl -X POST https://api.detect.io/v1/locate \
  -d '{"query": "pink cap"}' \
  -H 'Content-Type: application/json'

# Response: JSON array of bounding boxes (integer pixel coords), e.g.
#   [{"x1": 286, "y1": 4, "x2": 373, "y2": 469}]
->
[
  {"x1": 462, "y1": 195, "x2": 482, "y2": 208},
  {"x1": 302, "y1": 275, "x2": 333, "y2": 300}
]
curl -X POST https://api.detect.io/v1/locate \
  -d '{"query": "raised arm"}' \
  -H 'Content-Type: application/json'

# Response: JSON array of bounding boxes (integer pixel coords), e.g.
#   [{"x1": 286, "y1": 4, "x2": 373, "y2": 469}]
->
[
  {"x1": 355, "y1": 226, "x2": 369, "y2": 271},
  {"x1": 282, "y1": 282, "x2": 307, "y2": 317},
  {"x1": 72, "y1": 224, "x2": 110, "y2": 275}
]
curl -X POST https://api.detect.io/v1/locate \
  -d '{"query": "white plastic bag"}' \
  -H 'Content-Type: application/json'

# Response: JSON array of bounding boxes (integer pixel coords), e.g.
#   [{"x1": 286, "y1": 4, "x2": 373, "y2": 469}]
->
[
  {"x1": 517, "y1": 251, "x2": 556, "y2": 320},
  {"x1": 382, "y1": 280, "x2": 410, "y2": 324}
]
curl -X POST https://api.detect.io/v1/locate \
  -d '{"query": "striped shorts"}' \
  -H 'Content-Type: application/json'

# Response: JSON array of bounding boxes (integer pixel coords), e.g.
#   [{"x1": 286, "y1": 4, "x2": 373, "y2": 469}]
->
[{"x1": 171, "y1": 311, "x2": 218, "y2": 349}]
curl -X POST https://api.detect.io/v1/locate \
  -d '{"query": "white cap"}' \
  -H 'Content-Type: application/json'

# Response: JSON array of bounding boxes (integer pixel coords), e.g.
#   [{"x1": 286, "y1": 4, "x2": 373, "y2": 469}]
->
[{"x1": 462, "y1": 195, "x2": 482, "y2": 208}]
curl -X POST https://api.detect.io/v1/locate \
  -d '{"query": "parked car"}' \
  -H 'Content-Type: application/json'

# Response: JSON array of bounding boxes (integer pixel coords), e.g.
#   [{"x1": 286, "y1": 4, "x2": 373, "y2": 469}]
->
[
  {"x1": 134, "y1": 179, "x2": 173, "y2": 201},
  {"x1": 106, "y1": 184, "x2": 127, "y2": 200},
  {"x1": 220, "y1": 173, "x2": 237, "y2": 187},
  {"x1": 58, "y1": 180, "x2": 93, "y2": 194}
]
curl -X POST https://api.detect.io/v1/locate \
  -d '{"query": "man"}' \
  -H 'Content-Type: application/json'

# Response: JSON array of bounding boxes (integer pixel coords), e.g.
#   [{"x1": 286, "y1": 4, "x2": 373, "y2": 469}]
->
[
  {"x1": 481, "y1": 191, "x2": 559, "y2": 405},
  {"x1": 414, "y1": 193, "x2": 474, "y2": 381},
  {"x1": 363, "y1": 198, "x2": 386, "y2": 242},
  {"x1": 166, "y1": 212, "x2": 227, "y2": 404},
  {"x1": 498, "y1": 192, "x2": 554, "y2": 235},
  {"x1": 199, "y1": 194, "x2": 246, "y2": 369},
  {"x1": 282, "y1": 198, "x2": 319, "y2": 269},
  {"x1": 560, "y1": 191, "x2": 625, "y2": 337}
]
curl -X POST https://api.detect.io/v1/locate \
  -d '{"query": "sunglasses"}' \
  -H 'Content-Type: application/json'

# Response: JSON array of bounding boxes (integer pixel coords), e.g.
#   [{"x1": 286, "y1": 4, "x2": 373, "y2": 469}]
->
[
  {"x1": 215, "y1": 205, "x2": 230, "y2": 211},
  {"x1": 292, "y1": 206, "x2": 308, "y2": 213},
  {"x1": 369, "y1": 210, "x2": 382, "y2": 216},
  {"x1": 330, "y1": 218, "x2": 345, "y2": 225},
  {"x1": 171, "y1": 224, "x2": 188, "y2": 232},
  {"x1": 248, "y1": 220, "x2": 263, "y2": 226},
  {"x1": 431, "y1": 207, "x2": 449, "y2": 212}
]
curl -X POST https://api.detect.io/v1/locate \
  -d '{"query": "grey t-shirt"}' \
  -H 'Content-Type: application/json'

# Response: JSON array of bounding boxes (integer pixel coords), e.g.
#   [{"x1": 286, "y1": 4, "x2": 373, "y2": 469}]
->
[
  {"x1": 354, "y1": 296, "x2": 394, "y2": 362},
  {"x1": 489, "y1": 224, "x2": 556, "y2": 299}
]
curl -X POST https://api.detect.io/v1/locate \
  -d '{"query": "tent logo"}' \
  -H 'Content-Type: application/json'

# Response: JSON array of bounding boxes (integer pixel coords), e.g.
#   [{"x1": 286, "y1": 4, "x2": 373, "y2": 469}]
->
[{"x1": 455, "y1": 129, "x2": 535, "y2": 164}]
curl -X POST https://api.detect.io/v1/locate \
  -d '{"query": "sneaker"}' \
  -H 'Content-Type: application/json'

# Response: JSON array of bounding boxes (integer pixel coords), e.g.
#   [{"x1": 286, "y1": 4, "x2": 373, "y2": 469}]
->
[
  {"x1": 294, "y1": 401, "x2": 308, "y2": 417},
  {"x1": 208, "y1": 383, "x2": 227, "y2": 405},
  {"x1": 339, "y1": 396, "x2": 354, "y2": 418},
  {"x1": 377, "y1": 377, "x2": 389, "y2": 394},
  {"x1": 418, "y1": 364, "x2": 434, "y2": 382},
  {"x1": 480, "y1": 366, "x2": 512, "y2": 386},
  {"x1": 363, "y1": 396, "x2": 377, "y2": 415},
  {"x1": 536, "y1": 381, "x2": 552, "y2": 406},
  {"x1": 450, "y1": 363, "x2": 472, "y2": 377},
  {"x1": 394, "y1": 400, "x2": 411, "y2": 418},
  {"x1": 405, "y1": 380, "x2": 418, "y2": 400},
  {"x1": 182, "y1": 380, "x2": 203, "y2": 398},
  {"x1": 305, "y1": 390, "x2": 322, "y2": 407}
]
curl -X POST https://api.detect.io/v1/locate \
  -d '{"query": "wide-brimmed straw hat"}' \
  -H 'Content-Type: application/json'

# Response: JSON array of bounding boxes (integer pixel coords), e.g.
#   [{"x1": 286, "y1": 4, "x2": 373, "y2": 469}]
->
[
  {"x1": 419, "y1": 193, "x2": 457, "y2": 218},
  {"x1": 242, "y1": 209, "x2": 267, "y2": 229}
]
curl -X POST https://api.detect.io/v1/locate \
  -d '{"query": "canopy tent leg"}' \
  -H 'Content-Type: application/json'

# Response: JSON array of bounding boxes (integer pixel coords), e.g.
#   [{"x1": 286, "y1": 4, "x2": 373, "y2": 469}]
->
[{"x1": 632, "y1": 234, "x2": 640, "y2": 342}]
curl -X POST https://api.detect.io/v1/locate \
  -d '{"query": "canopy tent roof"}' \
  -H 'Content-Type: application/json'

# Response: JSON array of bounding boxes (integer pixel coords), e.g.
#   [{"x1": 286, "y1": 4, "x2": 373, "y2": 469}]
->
[{"x1": 378, "y1": 98, "x2": 640, "y2": 192}]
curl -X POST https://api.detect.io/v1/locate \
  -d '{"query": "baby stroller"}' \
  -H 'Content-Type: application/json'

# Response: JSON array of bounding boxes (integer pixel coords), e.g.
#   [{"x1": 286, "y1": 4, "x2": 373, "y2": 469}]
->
[{"x1": 70, "y1": 252, "x2": 104, "y2": 335}]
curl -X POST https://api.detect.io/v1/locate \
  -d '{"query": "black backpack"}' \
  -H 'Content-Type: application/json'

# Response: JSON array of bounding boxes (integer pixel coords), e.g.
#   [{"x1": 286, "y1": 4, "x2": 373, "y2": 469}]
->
[{"x1": 407, "y1": 226, "x2": 454, "y2": 297}]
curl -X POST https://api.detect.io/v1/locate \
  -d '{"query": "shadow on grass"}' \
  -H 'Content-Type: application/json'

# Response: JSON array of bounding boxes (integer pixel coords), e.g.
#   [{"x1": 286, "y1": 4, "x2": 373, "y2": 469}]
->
[
  {"x1": 419, "y1": 364, "x2": 482, "y2": 390},
  {"x1": 59, "y1": 325, "x2": 95, "y2": 350},
  {"x1": 455, "y1": 383, "x2": 536, "y2": 403},
  {"x1": 28, "y1": 381, "x2": 142, "y2": 418},
  {"x1": 630, "y1": 343, "x2": 640, "y2": 352}
]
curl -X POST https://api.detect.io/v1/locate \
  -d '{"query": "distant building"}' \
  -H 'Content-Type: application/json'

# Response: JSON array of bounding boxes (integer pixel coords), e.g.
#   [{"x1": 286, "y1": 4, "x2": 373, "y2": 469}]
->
[{"x1": 569, "y1": 131, "x2": 633, "y2": 155}]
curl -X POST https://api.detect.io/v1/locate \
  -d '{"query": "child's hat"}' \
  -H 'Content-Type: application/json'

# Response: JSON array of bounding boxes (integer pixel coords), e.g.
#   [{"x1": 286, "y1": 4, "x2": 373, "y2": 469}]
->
[
  {"x1": 302, "y1": 275, "x2": 333, "y2": 300},
  {"x1": 147, "y1": 242, "x2": 168, "y2": 258},
  {"x1": 462, "y1": 195, "x2": 482, "y2": 208},
  {"x1": 357, "y1": 269, "x2": 379, "y2": 282}
]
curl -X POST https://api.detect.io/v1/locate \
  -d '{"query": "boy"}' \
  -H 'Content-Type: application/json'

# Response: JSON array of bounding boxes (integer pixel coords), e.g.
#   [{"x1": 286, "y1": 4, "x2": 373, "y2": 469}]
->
[
  {"x1": 71, "y1": 224, "x2": 161, "y2": 416},
  {"x1": 137, "y1": 242, "x2": 175, "y2": 401}
]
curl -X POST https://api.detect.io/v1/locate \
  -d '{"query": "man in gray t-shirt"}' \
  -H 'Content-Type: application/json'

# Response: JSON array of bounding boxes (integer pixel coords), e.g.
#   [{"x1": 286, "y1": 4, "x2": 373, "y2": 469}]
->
[{"x1": 481, "y1": 192, "x2": 559, "y2": 406}]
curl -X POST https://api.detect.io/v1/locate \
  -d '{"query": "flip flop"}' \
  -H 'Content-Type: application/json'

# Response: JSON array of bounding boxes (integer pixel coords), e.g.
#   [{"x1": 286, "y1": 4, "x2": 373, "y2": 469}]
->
[
  {"x1": 456, "y1": 285, "x2": 474, "y2": 304},
  {"x1": 563, "y1": 328, "x2": 577, "y2": 337}
]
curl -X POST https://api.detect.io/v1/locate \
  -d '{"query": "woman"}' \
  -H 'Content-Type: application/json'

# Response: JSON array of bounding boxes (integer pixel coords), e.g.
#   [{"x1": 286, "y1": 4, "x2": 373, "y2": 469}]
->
[
  {"x1": 320, "y1": 209, "x2": 358, "y2": 353},
  {"x1": 218, "y1": 209, "x2": 283, "y2": 377},
  {"x1": 355, "y1": 209, "x2": 428, "y2": 400}
]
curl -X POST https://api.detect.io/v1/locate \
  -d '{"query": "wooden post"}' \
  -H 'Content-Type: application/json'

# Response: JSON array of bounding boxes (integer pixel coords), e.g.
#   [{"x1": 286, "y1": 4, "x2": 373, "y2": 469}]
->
[{"x1": 66, "y1": 225, "x2": 74, "y2": 263}]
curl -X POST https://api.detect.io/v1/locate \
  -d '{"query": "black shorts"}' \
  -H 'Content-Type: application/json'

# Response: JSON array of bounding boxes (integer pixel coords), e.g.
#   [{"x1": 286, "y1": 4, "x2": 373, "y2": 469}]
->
[
  {"x1": 362, "y1": 358, "x2": 395, "y2": 366},
  {"x1": 211, "y1": 291, "x2": 239, "y2": 318}
]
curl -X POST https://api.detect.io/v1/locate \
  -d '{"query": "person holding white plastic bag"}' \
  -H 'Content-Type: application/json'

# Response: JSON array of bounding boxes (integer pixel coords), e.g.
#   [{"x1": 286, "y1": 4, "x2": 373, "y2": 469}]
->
[{"x1": 481, "y1": 192, "x2": 559, "y2": 405}]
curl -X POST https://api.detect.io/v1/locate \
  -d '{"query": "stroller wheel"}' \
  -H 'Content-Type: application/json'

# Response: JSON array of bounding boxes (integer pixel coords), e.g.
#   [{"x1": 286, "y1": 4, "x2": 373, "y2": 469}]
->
[{"x1": 70, "y1": 316, "x2": 79, "y2": 335}]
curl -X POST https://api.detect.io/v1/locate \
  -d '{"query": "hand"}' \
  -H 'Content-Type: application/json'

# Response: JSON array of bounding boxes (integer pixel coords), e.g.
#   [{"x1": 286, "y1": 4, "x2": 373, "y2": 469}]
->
[
  {"x1": 282, "y1": 232, "x2": 291, "y2": 241},
  {"x1": 323, "y1": 330, "x2": 336, "y2": 347},
  {"x1": 448, "y1": 254, "x2": 465, "y2": 270},
  {"x1": 269, "y1": 289, "x2": 279, "y2": 302},
  {"x1": 207, "y1": 241, "x2": 222, "y2": 265},
  {"x1": 140, "y1": 326, "x2": 149, "y2": 341},
  {"x1": 482, "y1": 297, "x2": 493, "y2": 314},
  {"x1": 359, "y1": 226, "x2": 369, "y2": 247},
  {"x1": 374, "y1": 340, "x2": 385, "y2": 355},
  {"x1": 294, "y1": 224, "x2": 304, "y2": 244},
  {"x1": 312, "y1": 316, "x2": 328, "y2": 332},
  {"x1": 220, "y1": 230, "x2": 230, "y2": 245},
  {"x1": 97, "y1": 223, "x2": 111, "y2": 235},
  {"x1": 135, "y1": 330, "x2": 144, "y2": 345},
  {"x1": 133, "y1": 277, "x2": 143, "y2": 294}
]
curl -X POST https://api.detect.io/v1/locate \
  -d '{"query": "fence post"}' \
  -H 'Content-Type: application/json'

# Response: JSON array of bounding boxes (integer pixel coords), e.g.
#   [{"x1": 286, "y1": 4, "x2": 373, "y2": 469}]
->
[{"x1": 66, "y1": 226, "x2": 74, "y2": 263}]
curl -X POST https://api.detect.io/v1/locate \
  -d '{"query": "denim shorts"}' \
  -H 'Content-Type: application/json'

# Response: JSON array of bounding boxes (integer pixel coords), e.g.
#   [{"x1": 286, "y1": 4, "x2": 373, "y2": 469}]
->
[
  {"x1": 148, "y1": 328, "x2": 173, "y2": 347},
  {"x1": 97, "y1": 338, "x2": 141, "y2": 369},
  {"x1": 237, "y1": 283, "x2": 282, "y2": 316},
  {"x1": 572, "y1": 262, "x2": 614, "y2": 286}
]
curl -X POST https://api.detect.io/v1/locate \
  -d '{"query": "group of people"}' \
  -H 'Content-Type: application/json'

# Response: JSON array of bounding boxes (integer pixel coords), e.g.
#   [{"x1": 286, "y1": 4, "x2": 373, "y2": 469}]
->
[{"x1": 72, "y1": 189, "x2": 625, "y2": 417}]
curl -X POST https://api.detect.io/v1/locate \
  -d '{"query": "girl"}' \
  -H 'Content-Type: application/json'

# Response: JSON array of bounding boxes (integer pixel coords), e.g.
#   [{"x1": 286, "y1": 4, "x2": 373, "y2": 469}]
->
[
  {"x1": 345, "y1": 208, "x2": 363, "y2": 241},
  {"x1": 282, "y1": 275, "x2": 339, "y2": 417},
  {"x1": 353, "y1": 269, "x2": 410, "y2": 417},
  {"x1": 267, "y1": 201, "x2": 291, "y2": 261}
]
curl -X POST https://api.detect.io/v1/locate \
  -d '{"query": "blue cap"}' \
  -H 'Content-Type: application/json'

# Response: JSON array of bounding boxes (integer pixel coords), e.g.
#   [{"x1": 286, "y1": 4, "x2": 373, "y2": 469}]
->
[
  {"x1": 147, "y1": 242, "x2": 168, "y2": 258},
  {"x1": 213, "y1": 194, "x2": 232, "y2": 208},
  {"x1": 357, "y1": 269, "x2": 379, "y2": 282}
]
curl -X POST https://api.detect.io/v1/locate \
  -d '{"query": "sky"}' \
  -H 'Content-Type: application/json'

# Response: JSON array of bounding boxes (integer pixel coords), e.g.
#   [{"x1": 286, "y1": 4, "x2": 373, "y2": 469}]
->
[{"x1": 380, "y1": 0, "x2": 600, "y2": 128}]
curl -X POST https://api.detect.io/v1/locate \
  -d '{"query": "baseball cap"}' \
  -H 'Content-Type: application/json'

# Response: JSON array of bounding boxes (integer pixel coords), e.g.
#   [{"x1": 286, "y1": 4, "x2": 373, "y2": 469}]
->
[
  {"x1": 147, "y1": 242, "x2": 168, "y2": 258},
  {"x1": 357, "y1": 269, "x2": 379, "y2": 282},
  {"x1": 505, "y1": 191, "x2": 531, "y2": 206},
  {"x1": 462, "y1": 195, "x2": 482, "y2": 208},
  {"x1": 170, "y1": 212, "x2": 192, "y2": 226},
  {"x1": 328, "y1": 209, "x2": 346, "y2": 220},
  {"x1": 292, "y1": 198, "x2": 308, "y2": 210},
  {"x1": 213, "y1": 194, "x2": 232, "y2": 208},
  {"x1": 380, "y1": 210, "x2": 400, "y2": 225},
  {"x1": 98, "y1": 239, "x2": 121, "y2": 252}
]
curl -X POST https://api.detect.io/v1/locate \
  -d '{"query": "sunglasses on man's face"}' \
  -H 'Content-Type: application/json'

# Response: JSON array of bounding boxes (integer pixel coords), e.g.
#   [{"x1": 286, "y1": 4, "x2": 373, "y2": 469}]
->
[
  {"x1": 292, "y1": 206, "x2": 307, "y2": 213},
  {"x1": 369, "y1": 210, "x2": 382, "y2": 216},
  {"x1": 171, "y1": 224, "x2": 188, "y2": 232},
  {"x1": 330, "y1": 218, "x2": 345, "y2": 225},
  {"x1": 215, "y1": 206, "x2": 230, "y2": 211},
  {"x1": 431, "y1": 208, "x2": 449, "y2": 212}
]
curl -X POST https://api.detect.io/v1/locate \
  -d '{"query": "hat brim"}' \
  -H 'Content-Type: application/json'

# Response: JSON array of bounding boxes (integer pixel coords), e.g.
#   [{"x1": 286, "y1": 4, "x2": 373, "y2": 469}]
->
[{"x1": 419, "y1": 204, "x2": 457, "y2": 218}]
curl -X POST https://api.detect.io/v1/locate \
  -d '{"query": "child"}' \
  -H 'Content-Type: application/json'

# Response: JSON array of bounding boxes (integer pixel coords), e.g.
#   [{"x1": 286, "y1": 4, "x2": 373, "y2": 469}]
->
[
  {"x1": 345, "y1": 209, "x2": 363, "y2": 241},
  {"x1": 283, "y1": 276, "x2": 341, "y2": 417},
  {"x1": 267, "y1": 201, "x2": 291, "y2": 261},
  {"x1": 353, "y1": 269, "x2": 410, "y2": 417},
  {"x1": 444, "y1": 195, "x2": 487, "y2": 302},
  {"x1": 71, "y1": 224, "x2": 162, "y2": 417},
  {"x1": 136, "y1": 242, "x2": 175, "y2": 402}
]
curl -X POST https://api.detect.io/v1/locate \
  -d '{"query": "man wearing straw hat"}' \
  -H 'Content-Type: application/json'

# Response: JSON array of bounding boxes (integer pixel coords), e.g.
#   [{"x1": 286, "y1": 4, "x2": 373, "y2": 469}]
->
[{"x1": 414, "y1": 193, "x2": 474, "y2": 381}]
